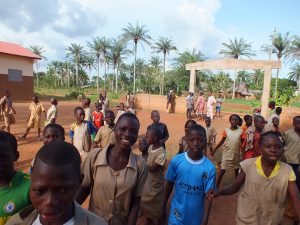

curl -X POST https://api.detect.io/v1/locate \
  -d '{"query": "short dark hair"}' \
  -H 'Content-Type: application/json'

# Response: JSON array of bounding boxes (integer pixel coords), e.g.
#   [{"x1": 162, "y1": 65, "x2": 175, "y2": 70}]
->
[
  {"x1": 74, "y1": 106, "x2": 84, "y2": 114},
  {"x1": 185, "y1": 119, "x2": 197, "y2": 128},
  {"x1": 187, "y1": 124, "x2": 207, "y2": 141},
  {"x1": 83, "y1": 98, "x2": 91, "y2": 106},
  {"x1": 115, "y1": 112, "x2": 140, "y2": 127},
  {"x1": 43, "y1": 124, "x2": 65, "y2": 137},
  {"x1": 33, "y1": 141, "x2": 81, "y2": 178},
  {"x1": 229, "y1": 114, "x2": 239, "y2": 120},
  {"x1": 151, "y1": 110, "x2": 159, "y2": 115},
  {"x1": 147, "y1": 126, "x2": 161, "y2": 139},
  {"x1": 244, "y1": 115, "x2": 252, "y2": 121},
  {"x1": 269, "y1": 101, "x2": 275, "y2": 107},
  {"x1": 275, "y1": 107, "x2": 282, "y2": 115},
  {"x1": 0, "y1": 131, "x2": 17, "y2": 153},
  {"x1": 254, "y1": 115, "x2": 265, "y2": 123},
  {"x1": 259, "y1": 131, "x2": 285, "y2": 147}
]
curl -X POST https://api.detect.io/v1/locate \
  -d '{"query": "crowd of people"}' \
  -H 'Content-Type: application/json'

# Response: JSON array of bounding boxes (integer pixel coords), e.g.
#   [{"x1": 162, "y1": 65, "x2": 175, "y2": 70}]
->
[{"x1": 0, "y1": 89, "x2": 300, "y2": 225}]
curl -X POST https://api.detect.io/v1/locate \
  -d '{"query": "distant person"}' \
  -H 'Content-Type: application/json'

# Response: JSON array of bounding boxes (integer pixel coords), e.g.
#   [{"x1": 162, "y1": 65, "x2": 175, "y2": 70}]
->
[
  {"x1": 92, "y1": 102, "x2": 104, "y2": 130},
  {"x1": 0, "y1": 90, "x2": 16, "y2": 133},
  {"x1": 186, "y1": 92, "x2": 194, "y2": 119},
  {"x1": 127, "y1": 102, "x2": 136, "y2": 115},
  {"x1": 114, "y1": 103, "x2": 125, "y2": 123},
  {"x1": 196, "y1": 91, "x2": 206, "y2": 121},
  {"x1": 265, "y1": 117, "x2": 280, "y2": 132},
  {"x1": 0, "y1": 131, "x2": 31, "y2": 225},
  {"x1": 44, "y1": 98, "x2": 58, "y2": 126},
  {"x1": 167, "y1": 90, "x2": 176, "y2": 113},
  {"x1": 215, "y1": 93, "x2": 223, "y2": 119},
  {"x1": 268, "y1": 100, "x2": 276, "y2": 117},
  {"x1": 19, "y1": 95, "x2": 46, "y2": 140},
  {"x1": 205, "y1": 117, "x2": 217, "y2": 156},
  {"x1": 147, "y1": 110, "x2": 169, "y2": 149},
  {"x1": 126, "y1": 91, "x2": 130, "y2": 107},
  {"x1": 267, "y1": 106, "x2": 282, "y2": 126},
  {"x1": 129, "y1": 92, "x2": 135, "y2": 108},
  {"x1": 177, "y1": 120, "x2": 197, "y2": 154},
  {"x1": 241, "y1": 115, "x2": 252, "y2": 132},
  {"x1": 207, "y1": 92, "x2": 216, "y2": 120},
  {"x1": 82, "y1": 97, "x2": 92, "y2": 122}
]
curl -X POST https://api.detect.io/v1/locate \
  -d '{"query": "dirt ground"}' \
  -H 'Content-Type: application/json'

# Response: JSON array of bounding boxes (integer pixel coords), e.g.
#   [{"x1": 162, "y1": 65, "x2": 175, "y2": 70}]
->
[{"x1": 4, "y1": 100, "x2": 298, "y2": 225}]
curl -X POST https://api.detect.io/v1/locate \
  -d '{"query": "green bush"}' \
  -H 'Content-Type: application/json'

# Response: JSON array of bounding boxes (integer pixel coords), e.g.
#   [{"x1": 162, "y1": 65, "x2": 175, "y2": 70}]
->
[{"x1": 65, "y1": 90, "x2": 83, "y2": 99}]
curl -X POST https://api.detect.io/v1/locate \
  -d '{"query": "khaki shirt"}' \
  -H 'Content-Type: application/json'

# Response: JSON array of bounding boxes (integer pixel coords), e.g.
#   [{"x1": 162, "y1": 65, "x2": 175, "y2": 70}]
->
[
  {"x1": 81, "y1": 146, "x2": 147, "y2": 224},
  {"x1": 0, "y1": 96, "x2": 14, "y2": 114},
  {"x1": 284, "y1": 129, "x2": 300, "y2": 164},
  {"x1": 94, "y1": 125, "x2": 115, "y2": 148},
  {"x1": 5, "y1": 202, "x2": 107, "y2": 225},
  {"x1": 29, "y1": 102, "x2": 45, "y2": 122},
  {"x1": 84, "y1": 107, "x2": 92, "y2": 122}
]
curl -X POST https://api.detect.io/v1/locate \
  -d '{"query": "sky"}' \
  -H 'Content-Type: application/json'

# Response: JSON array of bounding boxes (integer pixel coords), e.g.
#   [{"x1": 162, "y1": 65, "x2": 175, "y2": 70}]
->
[{"x1": 0, "y1": 0, "x2": 299, "y2": 78}]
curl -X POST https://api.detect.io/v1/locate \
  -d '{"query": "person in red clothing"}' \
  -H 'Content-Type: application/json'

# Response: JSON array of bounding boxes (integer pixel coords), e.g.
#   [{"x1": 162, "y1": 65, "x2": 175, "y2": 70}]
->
[{"x1": 92, "y1": 102, "x2": 103, "y2": 130}]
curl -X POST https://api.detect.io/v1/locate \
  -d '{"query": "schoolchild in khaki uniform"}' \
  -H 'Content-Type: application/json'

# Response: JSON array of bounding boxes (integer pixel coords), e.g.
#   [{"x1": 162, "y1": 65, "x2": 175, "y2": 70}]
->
[
  {"x1": 93, "y1": 110, "x2": 116, "y2": 149},
  {"x1": 20, "y1": 95, "x2": 46, "y2": 140},
  {"x1": 208, "y1": 131, "x2": 300, "y2": 225},
  {"x1": 82, "y1": 97, "x2": 92, "y2": 122},
  {"x1": 212, "y1": 114, "x2": 245, "y2": 188},
  {"x1": 205, "y1": 117, "x2": 217, "y2": 155},
  {"x1": 76, "y1": 113, "x2": 147, "y2": 225},
  {"x1": 6, "y1": 141, "x2": 107, "y2": 225},
  {"x1": 177, "y1": 120, "x2": 196, "y2": 154},
  {"x1": 0, "y1": 90, "x2": 16, "y2": 133},
  {"x1": 141, "y1": 127, "x2": 166, "y2": 225}
]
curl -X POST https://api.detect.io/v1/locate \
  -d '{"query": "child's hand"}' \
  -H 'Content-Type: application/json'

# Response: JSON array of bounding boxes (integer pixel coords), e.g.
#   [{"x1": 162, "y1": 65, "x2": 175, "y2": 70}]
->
[{"x1": 206, "y1": 189, "x2": 218, "y2": 201}]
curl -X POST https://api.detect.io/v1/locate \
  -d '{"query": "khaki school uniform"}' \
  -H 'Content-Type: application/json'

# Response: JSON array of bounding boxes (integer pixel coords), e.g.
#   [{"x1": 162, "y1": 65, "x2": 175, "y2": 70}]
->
[
  {"x1": 284, "y1": 129, "x2": 300, "y2": 165},
  {"x1": 70, "y1": 122, "x2": 91, "y2": 161},
  {"x1": 27, "y1": 102, "x2": 45, "y2": 129},
  {"x1": 44, "y1": 105, "x2": 57, "y2": 126},
  {"x1": 94, "y1": 125, "x2": 115, "y2": 149},
  {"x1": 81, "y1": 145, "x2": 147, "y2": 225},
  {"x1": 178, "y1": 136, "x2": 188, "y2": 152},
  {"x1": 0, "y1": 96, "x2": 15, "y2": 127},
  {"x1": 205, "y1": 125, "x2": 217, "y2": 149},
  {"x1": 6, "y1": 202, "x2": 107, "y2": 225},
  {"x1": 141, "y1": 145, "x2": 166, "y2": 220},
  {"x1": 237, "y1": 157, "x2": 295, "y2": 225},
  {"x1": 84, "y1": 107, "x2": 92, "y2": 122}
]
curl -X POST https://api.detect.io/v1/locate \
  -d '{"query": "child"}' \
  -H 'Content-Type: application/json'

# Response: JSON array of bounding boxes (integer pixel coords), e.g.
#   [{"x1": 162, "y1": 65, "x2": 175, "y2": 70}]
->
[
  {"x1": 178, "y1": 120, "x2": 197, "y2": 154},
  {"x1": 243, "y1": 115, "x2": 265, "y2": 159},
  {"x1": 241, "y1": 115, "x2": 252, "y2": 133},
  {"x1": 268, "y1": 100, "x2": 276, "y2": 117},
  {"x1": 0, "y1": 131, "x2": 31, "y2": 225},
  {"x1": 265, "y1": 117, "x2": 280, "y2": 132},
  {"x1": 139, "y1": 137, "x2": 149, "y2": 161},
  {"x1": 205, "y1": 117, "x2": 217, "y2": 155},
  {"x1": 92, "y1": 102, "x2": 104, "y2": 130},
  {"x1": 76, "y1": 113, "x2": 147, "y2": 225},
  {"x1": 141, "y1": 127, "x2": 166, "y2": 225},
  {"x1": 127, "y1": 102, "x2": 136, "y2": 115},
  {"x1": 186, "y1": 92, "x2": 194, "y2": 119},
  {"x1": 93, "y1": 110, "x2": 116, "y2": 149},
  {"x1": 212, "y1": 114, "x2": 244, "y2": 188},
  {"x1": 267, "y1": 106, "x2": 282, "y2": 126},
  {"x1": 70, "y1": 107, "x2": 92, "y2": 160},
  {"x1": 6, "y1": 141, "x2": 107, "y2": 225},
  {"x1": 164, "y1": 124, "x2": 216, "y2": 225},
  {"x1": 20, "y1": 95, "x2": 46, "y2": 140},
  {"x1": 283, "y1": 116, "x2": 300, "y2": 174},
  {"x1": 215, "y1": 93, "x2": 223, "y2": 119},
  {"x1": 196, "y1": 91, "x2": 206, "y2": 121},
  {"x1": 147, "y1": 110, "x2": 169, "y2": 149},
  {"x1": 114, "y1": 102, "x2": 125, "y2": 123},
  {"x1": 82, "y1": 97, "x2": 92, "y2": 122},
  {"x1": 208, "y1": 131, "x2": 300, "y2": 224},
  {"x1": 0, "y1": 90, "x2": 16, "y2": 133},
  {"x1": 44, "y1": 98, "x2": 58, "y2": 126}
]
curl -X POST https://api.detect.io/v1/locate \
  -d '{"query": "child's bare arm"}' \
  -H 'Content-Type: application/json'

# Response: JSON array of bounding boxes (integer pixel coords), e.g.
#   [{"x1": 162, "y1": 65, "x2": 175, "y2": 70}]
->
[
  {"x1": 201, "y1": 196, "x2": 212, "y2": 225},
  {"x1": 212, "y1": 137, "x2": 226, "y2": 155},
  {"x1": 162, "y1": 181, "x2": 174, "y2": 221},
  {"x1": 75, "y1": 186, "x2": 91, "y2": 204},
  {"x1": 127, "y1": 196, "x2": 141, "y2": 225},
  {"x1": 287, "y1": 181, "x2": 300, "y2": 220},
  {"x1": 217, "y1": 170, "x2": 246, "y2": 195},
  {"x1": 147, "y1": 162, "x2": 162, "y2": 172},
  {"x1": 87, "y1": 133, "x2": 92, "y2": 150}
]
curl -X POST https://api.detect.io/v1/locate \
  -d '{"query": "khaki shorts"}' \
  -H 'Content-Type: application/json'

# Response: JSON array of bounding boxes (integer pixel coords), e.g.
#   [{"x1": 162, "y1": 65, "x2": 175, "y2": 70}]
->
[
  {"x1": 4, "y1": 114, "x2": 15, "y2": 127},
  {"x1": 28, "y1": 119, "x2": 42, "y2": 129}
]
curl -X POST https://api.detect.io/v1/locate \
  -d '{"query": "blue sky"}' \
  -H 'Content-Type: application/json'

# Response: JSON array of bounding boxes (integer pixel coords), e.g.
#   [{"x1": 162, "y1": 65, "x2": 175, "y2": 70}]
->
[{"x1": 0, "y1": 0, "x2": 299, "y2": 78}]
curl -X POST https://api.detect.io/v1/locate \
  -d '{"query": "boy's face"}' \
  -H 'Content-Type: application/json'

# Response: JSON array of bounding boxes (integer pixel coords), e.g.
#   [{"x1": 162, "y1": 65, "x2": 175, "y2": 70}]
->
[
  {"x1": 205, "y1": 118, "x2": 211, "y2": 127},
  {"x1": 74, "y1": 109, "x2": 85, "y2": 123},
  {"x1": 260, "y1": 136, "x2": 283, "y2": 164},
  {"x1": 151, "y1": 112, "x2": 160, "y2": 124},
  {"x1": 114, "y1": 117, "x2": 139, "y2": 149},
  {"x1": 293, "y1": 118, "x2": 300, "y2": 132},
  {"x1": 229, "y1": 116, "x2": 239, "y2": 128},
  {"x1": 254, "y1": 118, "x2": 265, "y2": 131},
  {"x1": 245, "y1": 118, "x2": 253, "y2": 127},
  {"x1": 105, "y1": 112, "x2": 115, "y2": 125},
  {"x1": 81, "y1": 100, "x2": 87, "y2": 108},
  {"x1": 272, "y1": 117, "x2": 279, "y2": 127},
  {"x1": 146, "y1": 130, "x2": 157, "y2": 145},
  {"x1": 30, "y1": 160, "x2": 80, "y2": 225},
  {"x1": 44, "y1": 128, "x2": 65, "y2": 145},
  {"x1": 0, "y1": 144, "x2": 18, "y2": 176},
  {"x1": 186, "y1": 130, "x2": 206, "y2": 154},
  {"x1": 33, "y1": 96, "x2": 38, "y2": 103}
]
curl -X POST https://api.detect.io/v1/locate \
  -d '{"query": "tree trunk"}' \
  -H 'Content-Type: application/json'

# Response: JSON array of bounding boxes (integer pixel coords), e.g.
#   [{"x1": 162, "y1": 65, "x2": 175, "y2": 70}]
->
[
  {"x1": 232, "y1": 70, "x2": 237, "y2": 99},
  {"x1": 104, "y1": 60, "x2": 107, "y2": 90},
  {"x1": 114, "y1": 64, "x2": 118, "y2": 93},
  {"x1": 67, "y1": 63, "x2": 70, "y2": 89},
  {"x1": 76, "y1": 62, "x2": 79, "y2": 88},
  {"x1": 274, "y1": 68, "x2": 280, "y2": 100},
  {"x1": 162, "y1": 53, "x2": 166, "y2": 95},
  {"x1": 133, "y1": 42, "x2": 137, "y2": 93},
  {"x1": 97, "y1": 56, "x2": 100, "y2": 93},
  {"x1": 298, "y1": 76, "x2": 300, "y2": 96},
  {"x1": 36, "y1": 61, "x2": 39, "y2": 88}
]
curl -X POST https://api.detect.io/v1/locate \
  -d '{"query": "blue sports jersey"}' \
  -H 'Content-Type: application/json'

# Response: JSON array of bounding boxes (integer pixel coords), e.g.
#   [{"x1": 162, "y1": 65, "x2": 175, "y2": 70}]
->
[{"x1": 165, "y1": 152, "x2": 216, "y2": 225}]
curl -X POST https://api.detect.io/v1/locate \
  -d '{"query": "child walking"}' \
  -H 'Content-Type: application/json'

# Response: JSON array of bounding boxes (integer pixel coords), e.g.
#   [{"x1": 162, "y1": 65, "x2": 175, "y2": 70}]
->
[
  {"x1": 141, "y1": 127, "x2": 166, "y2": 225},
  {"x1": 215, "y1": 93, "x2": 223, "y2": 119},
  {"x1": 208, "y1": 131, "x2": 300, "y2": 224},
  {"x1": 205, "y1": 117, "x2": 217, "y2": 155},
  {"x1": 178, "y1": 119, "x2": 197, "y2": 154},
  {"x1": 0, "y1": 90, "x2": 16, "y2": 133},
  {"x1": 212, "y1": 114, "x2": 244, "y2": 188},
  {"x1": 0, "y1": 131, "x2": 31, "y2": 225},
  {"x1": 196, "y1": 91, "x2": 206, "y2": 121},
  {"x1": 44, "y1": 98, "x2": 58, "y2": 126},
  {"x1": 164, "y1": 124, "x2": 216, "y2": 225}
]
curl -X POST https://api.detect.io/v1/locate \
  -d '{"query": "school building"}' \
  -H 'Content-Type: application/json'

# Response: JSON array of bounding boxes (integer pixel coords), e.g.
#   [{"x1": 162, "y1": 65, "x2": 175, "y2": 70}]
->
[{"x1": 0, "y1": 41, "x2": 40, "y2": 101}]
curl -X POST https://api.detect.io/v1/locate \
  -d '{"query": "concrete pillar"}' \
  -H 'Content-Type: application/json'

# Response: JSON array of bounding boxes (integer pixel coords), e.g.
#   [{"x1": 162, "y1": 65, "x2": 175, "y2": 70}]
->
[
  {"x1": 261, "y1": 66, "x2": 272, "y2": 119},
  {"x1": 189, "y1": 68, "x2": 196, "y2": 93}
]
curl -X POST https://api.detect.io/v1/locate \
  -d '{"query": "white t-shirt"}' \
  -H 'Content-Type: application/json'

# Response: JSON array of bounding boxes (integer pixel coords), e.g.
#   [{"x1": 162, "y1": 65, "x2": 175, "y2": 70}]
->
[{"x1": 32, "y1": 215, "x2": 74, "y2": 225}]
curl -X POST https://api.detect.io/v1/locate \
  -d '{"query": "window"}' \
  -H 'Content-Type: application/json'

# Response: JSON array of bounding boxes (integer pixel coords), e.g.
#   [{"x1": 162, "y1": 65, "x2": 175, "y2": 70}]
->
[{"x1": 8, "y1": 69, "x2": 22, "y2": 82}]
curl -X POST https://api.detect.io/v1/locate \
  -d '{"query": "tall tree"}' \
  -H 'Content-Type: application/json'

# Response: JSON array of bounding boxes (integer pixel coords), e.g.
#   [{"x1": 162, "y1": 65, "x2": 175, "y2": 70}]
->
[
  {"x1": 219, "y1": 37, "x2": 255, "y2": 98},
  {"x1": 87, "y1": 37, "x2": 111, "y2": 92},
  {"x1": 289, "y1": 35, "x2": 300, "y2": 61},
  {"x1": 261, "y1": 32, "x2": 292, "y2": 99},
  {"x1": 83, "y1": 55, "x2": 96, "y2": 83},
  {"x1": 28, "y1": 45, "x2": 47, "y2": 88},
  {"x1": 288, "y1": 63, "x2": 300, "y2": 95},
  {"x1": 66, "y1": 43, "x2": 86, "y2": 87},
  {"x1": 121, "y1": 22, "x2": 152, "y2": 93},
  {"x1": 152, "y1": 37, "x2": 177, "y2": 94}
]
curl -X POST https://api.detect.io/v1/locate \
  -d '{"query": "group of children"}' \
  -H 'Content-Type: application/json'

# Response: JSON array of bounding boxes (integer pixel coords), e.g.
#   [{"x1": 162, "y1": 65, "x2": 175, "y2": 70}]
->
[{"x1": 1, "y1": 93, "x2": 300, "y2": 225}]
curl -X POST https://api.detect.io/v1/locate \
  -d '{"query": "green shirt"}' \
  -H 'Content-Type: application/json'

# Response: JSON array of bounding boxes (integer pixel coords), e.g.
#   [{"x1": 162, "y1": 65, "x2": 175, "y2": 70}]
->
[{"x1": 0, "y1": 171, "x2": 31, "y2": 225}]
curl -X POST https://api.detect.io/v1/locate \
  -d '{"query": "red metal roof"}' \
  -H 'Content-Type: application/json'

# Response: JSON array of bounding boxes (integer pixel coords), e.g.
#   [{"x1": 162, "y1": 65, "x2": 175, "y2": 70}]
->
[{"x1": 0, "y1": 41, "x2": 41, "y2": 59}]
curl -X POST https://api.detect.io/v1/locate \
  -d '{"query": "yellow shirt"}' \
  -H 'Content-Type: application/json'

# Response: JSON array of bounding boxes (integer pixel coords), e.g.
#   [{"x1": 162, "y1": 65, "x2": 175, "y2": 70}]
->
[{"x1": 255, "y1": 156, "x2": 296, "y2": 181}]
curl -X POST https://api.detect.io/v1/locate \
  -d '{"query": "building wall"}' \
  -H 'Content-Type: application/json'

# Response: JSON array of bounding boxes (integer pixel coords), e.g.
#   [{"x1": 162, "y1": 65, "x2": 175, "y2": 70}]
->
[{"x1": 0, "y1": 54, "x2": 34, "y2": 101}]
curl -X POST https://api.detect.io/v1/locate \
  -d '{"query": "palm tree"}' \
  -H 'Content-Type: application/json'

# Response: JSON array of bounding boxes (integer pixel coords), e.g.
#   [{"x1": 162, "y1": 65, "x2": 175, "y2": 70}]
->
[
  {"x1": 110, "y1": 39, "x2": 131, "y2": 93},
  {"x1": 288, "y1": 63, "x2": 300, "y2": 95},
  {"x1": 152, "y1": 37, "x2": 177, "y2": 94},
  {"x1": 251, "y1": 69, "x2": 264, "y2": 86},
  {"x1": 66, "y1": 43, "x2": 86, "y2": 87},
  {"x1": 83, "y1": 55, "x2": 96, "y2": 83},
  {"x1": 219, "y1": 37, "x2": 255, "y2": 98},
  {"x1": 121, "y1": 22, "x2": 152, "y2": 93},
  {"x1": 87, "y1": 37, "x2": 111, "y2": 92},
  {"x1": 261, "y1": 32, "x2": 292, "y2": 99},
  {"x1": 289, "y1": 35, "x2": 300, "y2": 61},
  {"x1": 28, "y1": 45, "x2": 47, "y2": 88}
]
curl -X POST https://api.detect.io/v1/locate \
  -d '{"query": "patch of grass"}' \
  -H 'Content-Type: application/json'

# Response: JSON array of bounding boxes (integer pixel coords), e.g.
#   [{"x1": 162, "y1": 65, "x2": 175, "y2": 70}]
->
[
  {"x1": 224, "y1": 99, "x2": 260, "y2": 107},
  {"x1": 222, "y1": 107, "x2": 252, "y2": 115},
  {"x1": 291, "y1": 102, "x2": 300, "y2": 108}
]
